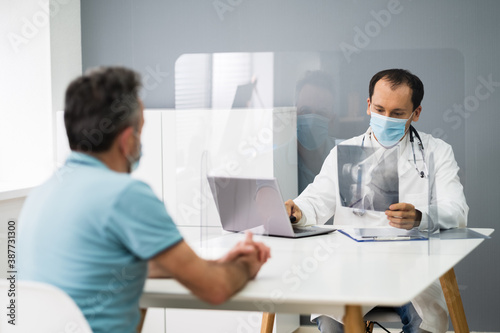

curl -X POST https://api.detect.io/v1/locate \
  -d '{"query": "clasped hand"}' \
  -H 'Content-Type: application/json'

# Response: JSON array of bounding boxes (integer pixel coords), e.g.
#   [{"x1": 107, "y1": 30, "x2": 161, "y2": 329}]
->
[
  {"x1": 218, "y1": 232, "x2": 271, "y2": 279},
  {"x1": 385, "y1": 203, "x2": 422, "y2": 230}
]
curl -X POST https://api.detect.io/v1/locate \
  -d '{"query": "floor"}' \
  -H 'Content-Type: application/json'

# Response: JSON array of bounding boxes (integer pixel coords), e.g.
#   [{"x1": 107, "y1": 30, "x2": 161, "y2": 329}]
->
[
  {"x1": 293, "y1": 327, "x2": 498, "y2": 333},
  {"x1": 294, "y1": 327, "x2": 401, "y2": 333}
]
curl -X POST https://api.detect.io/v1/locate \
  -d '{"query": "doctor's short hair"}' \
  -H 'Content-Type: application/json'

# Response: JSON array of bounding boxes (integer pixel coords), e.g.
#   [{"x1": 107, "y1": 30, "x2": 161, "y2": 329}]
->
[
  {"x1": 368, "y1": 69, "x2": 424, "y2": 110},
  {"x1": 64, "y1": 66, "x2": 142, "y2": 153}
]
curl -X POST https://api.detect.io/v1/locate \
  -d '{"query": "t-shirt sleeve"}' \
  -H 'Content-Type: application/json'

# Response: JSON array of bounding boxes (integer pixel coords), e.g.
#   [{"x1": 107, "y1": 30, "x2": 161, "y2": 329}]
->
[{"x1": 107, "y1": 180, "x2": 183, "y2": 260}]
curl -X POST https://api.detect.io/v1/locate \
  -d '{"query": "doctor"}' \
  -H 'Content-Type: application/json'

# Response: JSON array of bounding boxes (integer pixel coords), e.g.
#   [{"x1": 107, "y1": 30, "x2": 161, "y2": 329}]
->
[{"x1": 285, "y1": 69, "x2": 468, "y2": 333}]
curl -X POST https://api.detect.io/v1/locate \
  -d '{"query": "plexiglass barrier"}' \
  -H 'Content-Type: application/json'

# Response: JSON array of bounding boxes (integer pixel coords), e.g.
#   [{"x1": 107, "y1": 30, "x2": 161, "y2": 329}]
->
[{"x1": 427, "y1": 152, "x2": 440, "y2": 255}]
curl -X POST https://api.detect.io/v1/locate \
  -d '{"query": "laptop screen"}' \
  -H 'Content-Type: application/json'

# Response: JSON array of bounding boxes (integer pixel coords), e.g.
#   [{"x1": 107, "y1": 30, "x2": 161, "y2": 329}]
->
[{"x1": 207, "y1": 176, "x2": 294, "y2": 236}]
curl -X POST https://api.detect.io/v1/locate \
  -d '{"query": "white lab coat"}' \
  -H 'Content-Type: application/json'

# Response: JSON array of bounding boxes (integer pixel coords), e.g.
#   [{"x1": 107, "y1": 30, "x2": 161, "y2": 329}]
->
[{"x1": 294, "y1": 128, "x2": 469, "y2": 333}]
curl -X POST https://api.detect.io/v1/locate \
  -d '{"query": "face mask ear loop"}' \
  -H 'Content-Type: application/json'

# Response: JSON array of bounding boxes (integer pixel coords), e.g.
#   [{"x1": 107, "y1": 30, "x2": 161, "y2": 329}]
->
[
  {"x1": 388, "y1": 110, "x2": 415, "y2": 148},
  {"x1": 126, "y1": 130, "x2": 141, "y2": 173},
  {"x1": 402, "y1": 110, "x2": 415, "y2": 138}
]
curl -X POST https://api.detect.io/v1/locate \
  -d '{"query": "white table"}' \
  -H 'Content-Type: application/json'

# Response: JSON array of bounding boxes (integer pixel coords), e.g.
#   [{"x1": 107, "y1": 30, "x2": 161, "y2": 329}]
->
[{"x1": 140, "y1": 227, "x2": 493, "y2": 332}]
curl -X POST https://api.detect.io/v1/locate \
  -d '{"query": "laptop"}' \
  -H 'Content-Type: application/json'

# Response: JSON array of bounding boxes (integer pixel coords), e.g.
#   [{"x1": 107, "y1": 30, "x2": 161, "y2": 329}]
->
[{"x1": 207, "y1": 176, "x2": 335, "y2": 238}]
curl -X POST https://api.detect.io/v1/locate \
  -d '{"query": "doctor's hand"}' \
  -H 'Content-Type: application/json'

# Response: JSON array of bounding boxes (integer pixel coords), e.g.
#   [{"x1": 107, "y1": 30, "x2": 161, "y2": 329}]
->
[
  {"x1": 285, "y1": 200, "x2": 302, "y2": 224},
  {"x1": 385, "y1": 203, "x2": 422, "y2": 230}
]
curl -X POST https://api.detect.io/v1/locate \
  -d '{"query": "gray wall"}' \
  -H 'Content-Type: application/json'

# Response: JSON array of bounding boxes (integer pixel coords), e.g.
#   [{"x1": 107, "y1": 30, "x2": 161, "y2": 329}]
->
[{"x1": 81, "y1": 1, "x2": 500, "y2": 331}]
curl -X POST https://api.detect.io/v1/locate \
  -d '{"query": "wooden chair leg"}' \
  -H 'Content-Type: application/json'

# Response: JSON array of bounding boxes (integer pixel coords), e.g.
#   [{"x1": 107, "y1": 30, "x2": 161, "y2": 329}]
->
[
  {"x1": 260, "y1": 312, "x2": 275, "y2": 333},
  {"x1": 344, "y1": 305, "x2": 365, "y2": 333},
  {"x1": 365, "y1": 321, "x2": 374, "y2": 333},
  {"x1": 137, "y1": 308, "x2": 147, "y2": 333},
  {"x1": 440, "y1": 268, "x2": 470, "y2": 333}
]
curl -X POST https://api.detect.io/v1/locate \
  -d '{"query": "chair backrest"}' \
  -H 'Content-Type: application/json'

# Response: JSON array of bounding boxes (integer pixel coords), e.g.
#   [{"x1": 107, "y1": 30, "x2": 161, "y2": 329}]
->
[
  {"x1": 0, "y1": 280, "x2": 93, "y2": 333},
  {"x1": 363, "y1": 306, "x2": 401, "y2": 322},
  {"x1": 363, "y1": 307, "x2": 402, "y2": 333}
]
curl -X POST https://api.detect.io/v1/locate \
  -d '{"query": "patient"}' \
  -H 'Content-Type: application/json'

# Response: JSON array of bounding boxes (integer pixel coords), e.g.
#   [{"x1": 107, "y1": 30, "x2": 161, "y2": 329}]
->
[{"x1": 18, "y1": 67, "x2": 270, "y2": 333}]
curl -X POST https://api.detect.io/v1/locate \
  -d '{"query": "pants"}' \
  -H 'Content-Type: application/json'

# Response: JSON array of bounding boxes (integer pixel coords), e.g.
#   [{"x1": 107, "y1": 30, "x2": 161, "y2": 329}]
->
[{"x1": 313, "y1": 303, "x2": 430, "y2": 333}]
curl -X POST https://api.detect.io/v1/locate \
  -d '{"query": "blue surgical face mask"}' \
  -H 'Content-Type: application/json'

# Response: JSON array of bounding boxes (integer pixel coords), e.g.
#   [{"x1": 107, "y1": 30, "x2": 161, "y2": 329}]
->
[
  {"x1": 369, "y1": 112, "x2": 414, "y2": 148},
  {"x1": 297, "y1": 114, "x2": 329, "y2": 150},
  {"x1": 127, "y1": 133, "x2": 142, "y2": 173},
  {"x1": 130, "y1": 144, "x2": 142, "y2": 172}
]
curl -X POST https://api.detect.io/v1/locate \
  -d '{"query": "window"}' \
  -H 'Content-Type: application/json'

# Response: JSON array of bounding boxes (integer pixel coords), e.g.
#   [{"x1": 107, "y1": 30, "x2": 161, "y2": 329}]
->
[{"x1": 0, "y1": 0, "x2": 53, "y2": 193}]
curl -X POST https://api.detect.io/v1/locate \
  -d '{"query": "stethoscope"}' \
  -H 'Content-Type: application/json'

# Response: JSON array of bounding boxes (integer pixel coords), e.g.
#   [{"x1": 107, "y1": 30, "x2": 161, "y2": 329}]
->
[
  {"x1": 351, "y1": 126, "x2": 428, "y2": 216},
  {"x1": 408, "y1": 125, "x2": 428, "y2": 179}
]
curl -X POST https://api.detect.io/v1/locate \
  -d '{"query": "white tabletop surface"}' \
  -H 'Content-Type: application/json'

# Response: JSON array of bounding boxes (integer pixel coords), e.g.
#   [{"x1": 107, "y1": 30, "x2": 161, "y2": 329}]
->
[{"x1": 141, "y1": 227, "x2": 493, "y2": 314}]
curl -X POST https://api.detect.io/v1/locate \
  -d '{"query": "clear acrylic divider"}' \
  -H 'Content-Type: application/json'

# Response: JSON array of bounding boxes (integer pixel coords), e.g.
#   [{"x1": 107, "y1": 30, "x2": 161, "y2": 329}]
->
[
  {"x1": 199, "y1": 108, "x2": 277, "y2": 254},
  {"x1": 427, "y1": 152, "x2": 440, "y2": 255},
  {"x1": 199, "y1": 150, "x2": 210, "y2": 250}
]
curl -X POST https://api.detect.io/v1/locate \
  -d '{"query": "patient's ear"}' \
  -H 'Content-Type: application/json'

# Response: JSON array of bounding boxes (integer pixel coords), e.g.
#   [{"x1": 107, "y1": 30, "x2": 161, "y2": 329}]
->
[{"x1": 118, "y1": 126, "x2": 135, "y2": 157}]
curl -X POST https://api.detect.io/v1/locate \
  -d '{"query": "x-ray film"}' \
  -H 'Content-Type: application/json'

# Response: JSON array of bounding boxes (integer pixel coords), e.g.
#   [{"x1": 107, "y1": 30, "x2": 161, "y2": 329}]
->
[{"x1": 338, "y1": 145, "x2": 399, "y2": 212}]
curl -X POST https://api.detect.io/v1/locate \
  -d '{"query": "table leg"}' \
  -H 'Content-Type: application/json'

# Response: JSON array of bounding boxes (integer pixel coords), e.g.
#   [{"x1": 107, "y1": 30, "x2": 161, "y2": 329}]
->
[
  {"x1": 260, "y1": 312, "x2": 275, "y2": 333},
  {"x1": 344, "y1": 305, "x2": 365, "y2": 333},
  {"x1": 137, "y1": 308, "x2": 147, "y2": 333},
  {"x1": 440, "y1": 268, "x2": 469, "y2": 333}
]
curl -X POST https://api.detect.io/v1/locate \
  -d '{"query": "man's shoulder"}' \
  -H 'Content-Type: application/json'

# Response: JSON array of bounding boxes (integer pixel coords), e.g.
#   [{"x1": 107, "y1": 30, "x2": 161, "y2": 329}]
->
[
  {"x1": 417, "y1": 131, "x2": 453, "y2": 150},
  {"x1": 35, "y1": 163, "x2": 152, "y2": 205},
  {"x1": 76, "y1": 163, "x2": 149, "y2": 193},
  {"x1": 95, "y1": 173, "x2": 156, "y2": 207}
]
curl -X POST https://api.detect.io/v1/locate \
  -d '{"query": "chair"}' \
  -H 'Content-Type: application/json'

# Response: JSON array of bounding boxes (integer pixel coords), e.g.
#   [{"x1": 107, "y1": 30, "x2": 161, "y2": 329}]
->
[
  {"x1": 367, "y1": 267, "x2": 471, "y2": 333},
  {"x1": 262, "y1": 268, "x2": 470, "y2": 333},
  {"x1": 363, "y1": 307, "x2": 403, "y2": 333},
  {"x1": 0, "y1": 280, "x2": 92, "y2": 333},
  {"x1": 260, "y1": 308, "x2": 403, "y2": 333}
]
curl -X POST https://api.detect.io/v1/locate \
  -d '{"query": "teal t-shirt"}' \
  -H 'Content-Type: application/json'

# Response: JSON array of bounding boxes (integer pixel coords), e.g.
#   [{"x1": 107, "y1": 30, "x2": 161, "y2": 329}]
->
[{"x1": 18, "y1": 152, "x2": 183, "y2": 333}]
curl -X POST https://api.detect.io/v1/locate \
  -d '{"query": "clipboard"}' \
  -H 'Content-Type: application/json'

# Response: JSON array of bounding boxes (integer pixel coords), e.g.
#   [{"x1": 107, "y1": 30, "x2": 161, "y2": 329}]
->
[{"x1": 338, "y1": 227, "x2": 428, "y2": 242}]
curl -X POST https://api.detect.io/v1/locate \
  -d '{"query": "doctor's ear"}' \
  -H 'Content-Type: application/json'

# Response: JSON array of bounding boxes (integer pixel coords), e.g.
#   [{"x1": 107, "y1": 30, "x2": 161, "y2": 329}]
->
[
  {"x1": 366, "y1": 98, "x2": 372, "y2": 115},
  {"x1": 412, "y1": 106, "x2": 422, "y2": 122}
]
